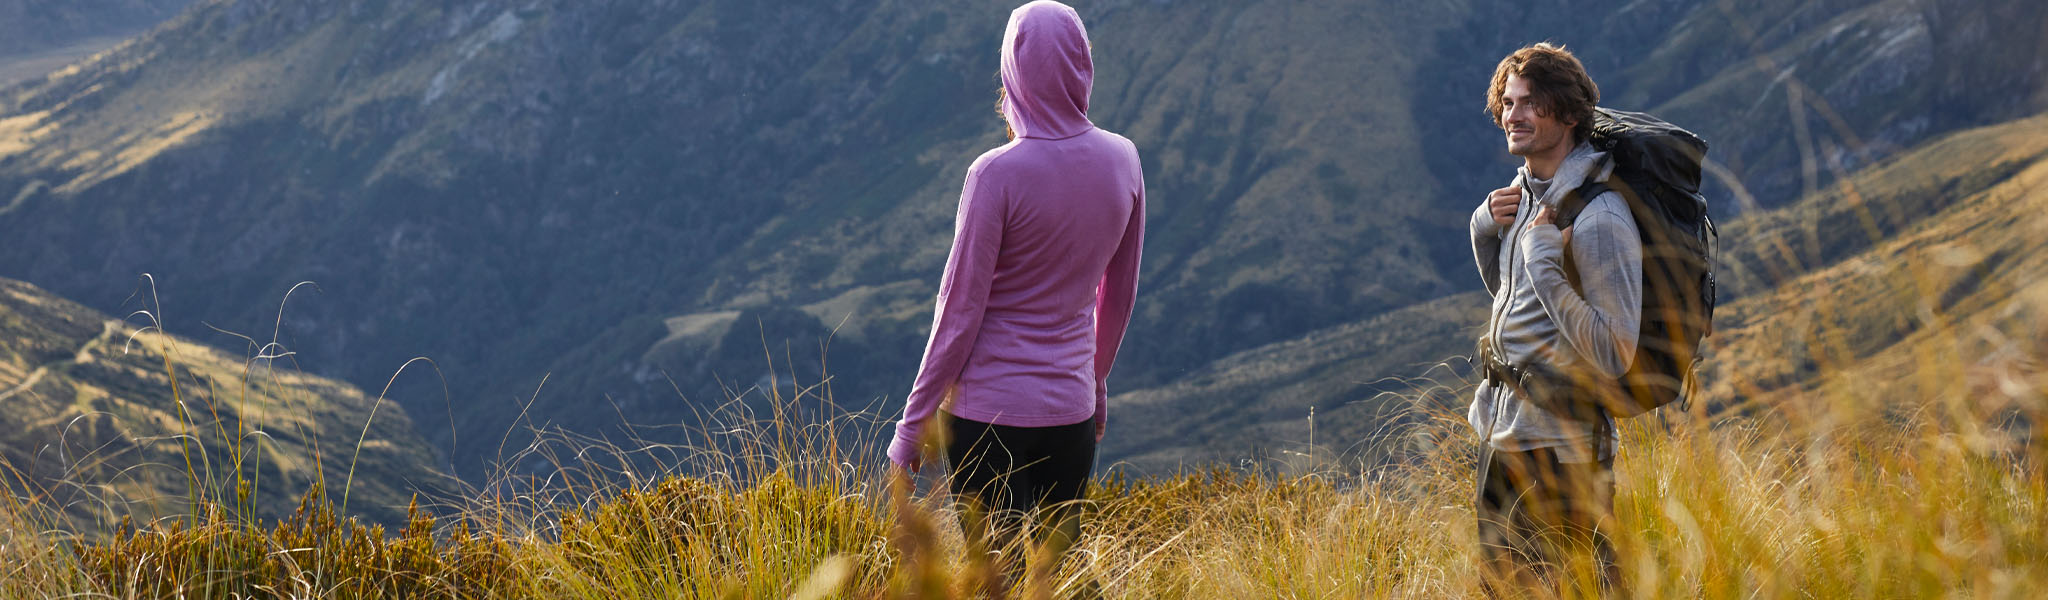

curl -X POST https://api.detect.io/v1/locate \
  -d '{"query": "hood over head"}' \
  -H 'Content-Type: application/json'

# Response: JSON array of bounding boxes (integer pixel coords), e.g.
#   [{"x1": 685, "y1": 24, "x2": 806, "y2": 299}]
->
[{"x1": 1000, "y1": 1, "x2": 1094, "y2": 140}]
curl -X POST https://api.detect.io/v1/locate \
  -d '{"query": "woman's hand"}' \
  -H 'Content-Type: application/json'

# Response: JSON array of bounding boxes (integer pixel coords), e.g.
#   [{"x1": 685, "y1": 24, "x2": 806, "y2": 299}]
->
[
  {"x1": 895, "y1": 452, "x2": 922, "y2": 474},
  {"x1": 887, "y1": 433, "x2": 924, "y2": 474}
]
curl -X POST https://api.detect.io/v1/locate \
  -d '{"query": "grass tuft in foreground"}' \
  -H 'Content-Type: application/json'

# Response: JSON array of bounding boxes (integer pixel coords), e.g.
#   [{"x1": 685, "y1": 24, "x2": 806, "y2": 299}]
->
[{"x1": 3, "y1": 364, "x2": 2039, "y2": 598}]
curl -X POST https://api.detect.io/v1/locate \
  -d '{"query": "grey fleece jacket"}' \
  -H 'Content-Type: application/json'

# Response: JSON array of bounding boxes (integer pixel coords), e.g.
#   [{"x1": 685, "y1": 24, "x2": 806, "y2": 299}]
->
[{"x1": 1468, "y1": 141, "x2": 1643, "y2": 463}]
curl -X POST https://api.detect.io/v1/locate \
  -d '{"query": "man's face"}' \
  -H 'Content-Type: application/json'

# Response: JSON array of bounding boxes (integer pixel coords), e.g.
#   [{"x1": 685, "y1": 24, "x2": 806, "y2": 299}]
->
[{"x1": 1499, "y1": 74, "x2": 1574, "y2": 158}]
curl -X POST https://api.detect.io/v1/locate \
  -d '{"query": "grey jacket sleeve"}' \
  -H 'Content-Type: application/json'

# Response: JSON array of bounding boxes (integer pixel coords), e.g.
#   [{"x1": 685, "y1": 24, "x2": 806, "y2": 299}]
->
[
  {"x1": 1517, "y1": 193, "x2": 1643, "y2": 378},
  {"x1": 1470, "y1": 193, "x2": 1508, "y2": 294}
]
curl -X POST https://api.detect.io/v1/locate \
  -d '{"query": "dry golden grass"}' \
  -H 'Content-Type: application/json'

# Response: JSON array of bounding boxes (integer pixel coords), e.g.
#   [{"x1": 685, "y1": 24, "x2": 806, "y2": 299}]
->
[{"x1": 0, "y1": 304, "x2": 2038, "y2": 599}]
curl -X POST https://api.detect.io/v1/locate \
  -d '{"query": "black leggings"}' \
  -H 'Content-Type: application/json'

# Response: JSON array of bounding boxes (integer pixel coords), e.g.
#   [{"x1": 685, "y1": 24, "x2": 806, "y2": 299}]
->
[{"x1": 943, "y1": 413, "x2": 1096, "y2": 539}]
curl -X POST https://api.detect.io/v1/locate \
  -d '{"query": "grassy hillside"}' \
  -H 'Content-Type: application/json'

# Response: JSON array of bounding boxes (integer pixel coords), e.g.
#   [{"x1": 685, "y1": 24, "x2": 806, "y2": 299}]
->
[
  {"x1": 0, "y1": 110, "x2": 2044, "y2": 600},
  {"x1": 0, "y1": 0, "x2": 2042, "y2": 477},
  {"x1": 6, "y1": 414, "x2": 2041, "y2": 598},
  {"x1": 3, "y1": 342, "x2": 2040, "y2": 596},
  {"x1": 1705, "y1": 111, "x2": 2048, "y2": 414},
  {"x1": 0, "y1": 276, "x2": 446, "y2": 529},
  {"x1": 1102, "y1": 292, "x2": 1485, "y2": 473}
]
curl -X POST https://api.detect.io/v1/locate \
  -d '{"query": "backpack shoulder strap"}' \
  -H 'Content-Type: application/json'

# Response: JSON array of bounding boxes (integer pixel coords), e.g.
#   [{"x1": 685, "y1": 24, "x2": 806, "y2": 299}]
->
[
  {"x1": 1553, "y1": 180, "x2": 1613, "y2": 293},
  {"x1": 1555, "y1": 180, "x2": 1610, "y2": 230}
]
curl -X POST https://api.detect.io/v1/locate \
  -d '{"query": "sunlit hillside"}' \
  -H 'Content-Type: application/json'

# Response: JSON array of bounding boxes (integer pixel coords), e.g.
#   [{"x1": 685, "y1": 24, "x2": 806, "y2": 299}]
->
[
  {"x1": 0, "y1": 277, "x2": 446, "y2": 530},
  {"x1": 1706, "y1": 112, "x2": 2048, "y2": 413}
]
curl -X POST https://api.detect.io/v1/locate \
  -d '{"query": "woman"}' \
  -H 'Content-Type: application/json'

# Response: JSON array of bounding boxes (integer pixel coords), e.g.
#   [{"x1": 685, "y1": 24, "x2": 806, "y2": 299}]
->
[{"x1": 886, "y1": 0, "x2": 1145, "y2": 573}]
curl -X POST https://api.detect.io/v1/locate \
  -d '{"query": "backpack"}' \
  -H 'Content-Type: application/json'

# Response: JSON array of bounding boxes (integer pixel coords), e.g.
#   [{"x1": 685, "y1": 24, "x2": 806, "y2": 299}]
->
[{"x1": 1553, "y1": 107, "x2": 1717, "y2": 418}]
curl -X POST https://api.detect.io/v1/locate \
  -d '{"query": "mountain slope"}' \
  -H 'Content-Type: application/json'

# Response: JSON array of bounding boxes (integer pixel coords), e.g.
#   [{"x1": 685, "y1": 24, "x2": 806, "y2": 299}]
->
[
  {"x1": 495, "y1": 0, "x2": 2048, "y2": 470},
  {"x1": 0, "y1": 0, "x2": 2041, "y2": 473},
  {"x1": 1101, "y1": 292, "x2": 1486, "y2": 473},
  {"x1": 0, "y1": 0, "x2": 191, "y2": 58},
  {"x1": 1702, "y1": 111, "x2": 2048, "y2": 412},
  {"x1": 0, "y1": 0, "x2": 1482, "y2": 469},
  {"x1": 0, "y1": 277, "x2": 445, "y2": 529}
]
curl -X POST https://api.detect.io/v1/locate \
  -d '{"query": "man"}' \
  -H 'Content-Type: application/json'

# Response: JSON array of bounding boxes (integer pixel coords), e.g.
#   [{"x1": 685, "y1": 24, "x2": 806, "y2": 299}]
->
[{"x1": 1469, "y1": 42, "x2": 1641, "y2": 594}]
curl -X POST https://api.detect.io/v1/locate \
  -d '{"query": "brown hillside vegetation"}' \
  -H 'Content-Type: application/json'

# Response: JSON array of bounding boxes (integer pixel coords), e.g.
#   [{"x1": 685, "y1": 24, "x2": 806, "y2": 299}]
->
[
  {"x1": 1102, "y1": 292, "x2": 1485, "y2": 473},
  {"x1": 0, "y1": 277, "x2": 445, "y2": 531},
  {"x1": 1707, "y1": 112, "x2": 2048, "y2": 414}
]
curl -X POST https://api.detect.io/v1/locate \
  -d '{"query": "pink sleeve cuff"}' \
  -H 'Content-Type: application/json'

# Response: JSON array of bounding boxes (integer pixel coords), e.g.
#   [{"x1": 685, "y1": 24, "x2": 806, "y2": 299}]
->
[{"x1": 887, "y1": 424, "x2": 921, "y2": 468}]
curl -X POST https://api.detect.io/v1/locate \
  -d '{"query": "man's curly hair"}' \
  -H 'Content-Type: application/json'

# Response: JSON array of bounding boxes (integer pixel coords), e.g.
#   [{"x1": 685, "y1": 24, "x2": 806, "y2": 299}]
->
[{"x1": 1486, "y1": 42, "x2": 1601, "y2": 141}]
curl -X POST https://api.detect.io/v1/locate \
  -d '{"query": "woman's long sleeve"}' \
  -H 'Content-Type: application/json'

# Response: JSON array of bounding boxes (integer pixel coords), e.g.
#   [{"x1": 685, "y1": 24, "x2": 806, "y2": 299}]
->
[
  {"x1": 1091, "y1": 186, "x2": 1145, "y2": 434},
  {"x1": 888, "y1": 166, "x2": 1005, "y2": 468}
]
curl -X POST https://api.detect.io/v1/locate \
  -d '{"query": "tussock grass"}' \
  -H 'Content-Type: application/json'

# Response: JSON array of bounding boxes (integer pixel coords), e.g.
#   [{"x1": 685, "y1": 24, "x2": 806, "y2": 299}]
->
[{"x1": 1, "y1": 322, "x2": 2039, "y2": 598}]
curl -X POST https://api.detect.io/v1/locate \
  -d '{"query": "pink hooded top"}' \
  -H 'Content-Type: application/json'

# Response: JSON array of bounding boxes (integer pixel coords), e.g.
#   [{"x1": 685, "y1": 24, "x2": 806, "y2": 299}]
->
[{"x1": 887, "y1": 0, "x2": 1146, "y2": 469}]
